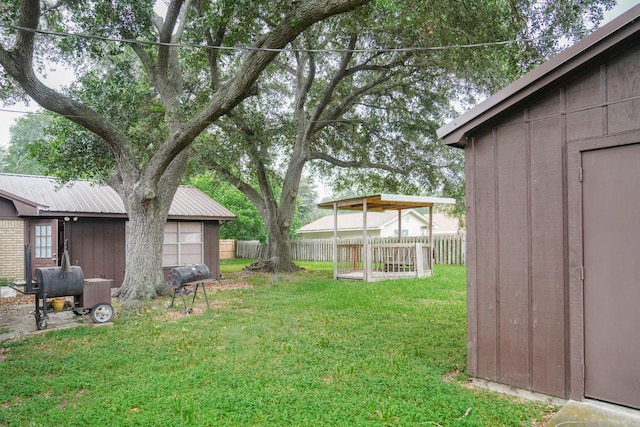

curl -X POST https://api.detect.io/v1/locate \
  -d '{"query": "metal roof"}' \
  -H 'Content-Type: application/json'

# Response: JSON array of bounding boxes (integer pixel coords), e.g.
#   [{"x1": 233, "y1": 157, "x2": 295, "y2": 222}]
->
[
  {"x1": 317, "y1": 193, "x2": 455, "y2": 212},
  {"x1": 0, "y1": 173, "x2": 236, "y2": 220},
  {"x1": 437, "y1": 3, "x2": 640, "y2": 147},
  {"x1": 298, "y1": 210, "x2": 460, "y2": 234},
  {"x1": 298, "y1": 210, "x2": 420, "y2": 233}
]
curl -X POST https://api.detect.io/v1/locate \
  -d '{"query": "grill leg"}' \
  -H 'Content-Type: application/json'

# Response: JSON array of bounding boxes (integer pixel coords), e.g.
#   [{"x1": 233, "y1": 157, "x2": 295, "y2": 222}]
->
[
  {"x1": 191, "y1": 284, "x2": 198, "y2": 304},
  {"x1": 170, "y1": 286, "x2": 192, "y2": 313},
  {"x1": 170, "y1": 288, "x2": 177, "y2": 308},
  {"x1": 192, "y1": 282, "x2": 210, "y2": 310},
  {"x1": 34, "y1": 294, "x2": 40, "y2": 326},
  {"x1": 201, "y1": 284, "x2": 210, "y2": 310},
  {"x1": 179, "y1": 293, "x2": 190, "y2": 314},
  {"x1": 35, "y1": 292, "x2": 49, "y2": 330},
  {"x1": 41, "y1": 292, "x2": 48, "y2": 319}
]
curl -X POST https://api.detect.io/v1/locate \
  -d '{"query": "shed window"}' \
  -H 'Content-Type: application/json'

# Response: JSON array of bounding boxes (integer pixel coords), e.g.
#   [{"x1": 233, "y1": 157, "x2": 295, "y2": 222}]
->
[
  {"x1": 162, "y1": 222, "x2": 203, "y2": 266},
  {"x1": 34, "y1": 225, "x2": 52, "y2": 258}
]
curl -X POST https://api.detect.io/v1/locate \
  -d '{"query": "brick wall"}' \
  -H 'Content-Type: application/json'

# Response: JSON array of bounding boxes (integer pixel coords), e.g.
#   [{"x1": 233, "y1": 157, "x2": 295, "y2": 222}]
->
[{"x1": 0, "y1": 219, "x2": 25, "y2": 281}]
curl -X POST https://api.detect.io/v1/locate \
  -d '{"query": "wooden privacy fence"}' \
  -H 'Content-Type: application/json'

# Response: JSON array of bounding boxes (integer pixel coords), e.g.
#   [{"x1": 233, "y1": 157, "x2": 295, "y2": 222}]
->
[
  {"x1": 234, "y1": 234, "x2": 465, "y2": 265},
  {"x1": 235, "y1": 240, "x2": 268, "y2": 260},
  {"x1": 219, "y1": 239, "x2": 236, "y2": 259},
  {"x1": 432, "y1": 234, "x2": 466, "y2": 265}
]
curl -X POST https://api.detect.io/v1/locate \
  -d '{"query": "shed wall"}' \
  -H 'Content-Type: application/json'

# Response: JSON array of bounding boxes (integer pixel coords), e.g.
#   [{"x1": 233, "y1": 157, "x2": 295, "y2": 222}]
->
[
  {"x1": 467, "y1": 108, "x2": 567, "y2": 397},
  {"x1": 203, "y1": 222, "x2": 222, "y2": 280},
  {"x1": 161, "y1": 221, "x2": 223, "y2": 281},
  {"x1": 66, "y1": 218, "x2": 126, "y2": 287},
  {"x1": 465, "y1": 42, "x2": 640, "y2": 398}
]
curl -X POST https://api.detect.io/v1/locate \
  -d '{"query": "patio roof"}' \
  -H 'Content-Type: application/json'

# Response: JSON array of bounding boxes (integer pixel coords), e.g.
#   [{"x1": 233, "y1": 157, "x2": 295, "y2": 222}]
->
[{"x1": 317, "y1": 193, "x2": 455, "y2": 212}]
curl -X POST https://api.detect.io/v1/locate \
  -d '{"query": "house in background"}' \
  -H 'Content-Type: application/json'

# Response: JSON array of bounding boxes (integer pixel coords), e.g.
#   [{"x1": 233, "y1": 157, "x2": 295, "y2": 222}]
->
[
  {"x1": 0, "y1": 173, "x2": 236, "y2": 287},
  {"x1": 297, "y1": 209, "x2": 461, "y2": 239},
  {"x1": 438, "y1": 5, "x2": 640, "y2": 409}
]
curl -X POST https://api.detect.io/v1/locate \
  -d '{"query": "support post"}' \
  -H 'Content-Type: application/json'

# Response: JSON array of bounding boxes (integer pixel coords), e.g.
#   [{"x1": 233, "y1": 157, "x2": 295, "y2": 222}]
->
[
  {"x1": 363, "y1": 199, "x2": 368, "y2": 282},
  {"x1": 415, "y1": 243, "x2": 423, "y2": 277},
  {"x1": 333, "y1": 203, "x2": 338, "y2": 279}
]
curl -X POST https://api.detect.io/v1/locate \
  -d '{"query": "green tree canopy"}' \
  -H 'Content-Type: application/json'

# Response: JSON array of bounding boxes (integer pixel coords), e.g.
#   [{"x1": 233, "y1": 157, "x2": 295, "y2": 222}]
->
[
  {"x1": 0, "y1": 112, "x2": 49, "y2": 175},
  {"x1": 0, "y1": 0, "x2": 371, "y2": 301},
  {"x1": 191, "y1": 0, "x2": 613, "y2": 269},
  {"x1": 187, "y1": 171, "x2": 320, "y2": 242},
  {"x1": 2, "y1": 0, "x2": 614, "y2": 277},
  {"x1": 188, "y1": 174, "x2": 269, "y2": 242}
]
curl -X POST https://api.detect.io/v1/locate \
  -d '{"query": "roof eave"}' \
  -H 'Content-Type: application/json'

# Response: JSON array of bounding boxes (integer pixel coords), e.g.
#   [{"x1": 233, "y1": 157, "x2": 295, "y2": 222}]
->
[
  {"x1": 380, "y1": 210, "x2": 429, "y2": 229},
  {"x1": 300, "y1": 227, "x2": 374, "y2": 234},
  {"x1": 167, "y1": 215, "x2": 237, "y2": 221},
  {"x1": 318, "y1": 193, "x2": 455, "y2": 211},
  {"x1": 0, "y1": 188, "x2": 47, "y2": 216}
]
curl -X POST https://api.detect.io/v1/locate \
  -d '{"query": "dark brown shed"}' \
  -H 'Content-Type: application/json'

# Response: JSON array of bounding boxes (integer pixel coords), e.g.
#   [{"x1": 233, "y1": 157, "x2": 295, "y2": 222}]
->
[
  {"x1": 0, "y1": 174, "x2": 236, "y2": 288},
  {"x1": 437, "y1": 5, "x2": 640, "y2": 408}
]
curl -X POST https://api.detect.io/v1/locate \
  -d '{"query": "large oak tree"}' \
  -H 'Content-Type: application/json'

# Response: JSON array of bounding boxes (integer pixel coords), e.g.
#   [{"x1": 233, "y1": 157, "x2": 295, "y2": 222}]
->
[
  {"x1": 192, "y1": 0, "x2": 614, "y2": 271},
  {"x1": 0, "y1": 0, "x2": 371, "y2": 302}
]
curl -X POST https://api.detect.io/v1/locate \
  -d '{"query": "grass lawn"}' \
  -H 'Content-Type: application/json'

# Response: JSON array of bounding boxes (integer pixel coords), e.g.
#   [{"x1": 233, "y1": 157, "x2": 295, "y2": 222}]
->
[{"x1": 0, "y1": 261, "x2": 556, "y2": 426}]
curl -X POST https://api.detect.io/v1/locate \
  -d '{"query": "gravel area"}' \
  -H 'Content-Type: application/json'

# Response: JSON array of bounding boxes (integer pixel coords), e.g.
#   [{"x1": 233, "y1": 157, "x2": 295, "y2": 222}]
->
[
  {"x1": 0, "y1": 294, "x2": 93, "y2": 345},
  {"x1": 0, "y1": 280, "x2": 253, "y2": 345}
]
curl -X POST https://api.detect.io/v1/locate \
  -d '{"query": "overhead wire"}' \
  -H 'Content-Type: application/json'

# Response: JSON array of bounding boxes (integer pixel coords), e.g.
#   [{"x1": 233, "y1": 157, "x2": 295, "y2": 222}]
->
[
  {"x1": 0, "y1": 22, "x2": 583, "y2": 54},
  {"x1": 0, "y1": 22, "x2": 587, "y2": 119}
]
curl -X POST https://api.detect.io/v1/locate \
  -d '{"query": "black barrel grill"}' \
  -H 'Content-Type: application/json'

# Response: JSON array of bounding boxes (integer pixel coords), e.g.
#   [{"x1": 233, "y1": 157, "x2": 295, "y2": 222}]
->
[
  {"x1": 168, "y1": 264, "x2": 211, "y2": 313},
  {"x1": 18, "y1": 243, "x2": 114, "y2": 330}
]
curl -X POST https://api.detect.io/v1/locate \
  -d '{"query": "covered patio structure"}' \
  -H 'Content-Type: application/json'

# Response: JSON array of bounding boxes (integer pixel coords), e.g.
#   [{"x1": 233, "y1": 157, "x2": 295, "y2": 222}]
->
[{"x1": 317, "y1": 194, "x2": 455, "y2": 281}]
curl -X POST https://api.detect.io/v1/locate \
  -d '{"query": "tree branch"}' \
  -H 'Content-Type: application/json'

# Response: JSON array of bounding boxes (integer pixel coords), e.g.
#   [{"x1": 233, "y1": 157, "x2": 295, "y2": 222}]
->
[
  {"x1": 295, "y1": 49, "x2": 315, "y2": 136},
  {"x1": 146, "y1": 0, "x2": 372, "y2": 185},
  {"x1": 317, "y1": 72, "x2": 396, "y2": 130},
  {"x1": 304, "y1": 42, "x2": 408, "y2": 143},
  {"x1": 206, "y1": 161, "x2": 266, "y2": 215},
  {"x1": 159, "y1": 1, "x2": 183, "y2": 48},
  {"x1": 0, "y1": 0, "x2": 136, "y2": 173},
  {"x1": 205, "y1": 23, "x2": 227, "y2": 91},
  {"x1": 307, "y1": 33, "x2": 356, "y2": 135},
  {"x1": 309, "y1": 150, "x2": 408, "y2": 175},
  {"x1": 172, "y1": 0, "x2": 192, "y2": 43},
  {"x1": 273, "y1": 58, "x2": 297, "y2": 76}
]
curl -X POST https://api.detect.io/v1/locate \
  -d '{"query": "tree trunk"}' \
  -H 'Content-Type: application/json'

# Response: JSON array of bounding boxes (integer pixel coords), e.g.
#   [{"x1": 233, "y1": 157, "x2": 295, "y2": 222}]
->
[
  {"x1": 112, "y1": 151, "x2": 189, "y2": 303},
  {"x1": 265, "y1": 213, "x2": 298, "y2": 272},
  {"x1": 115, "y1": 197, "x2": 168, "y2": 302}
]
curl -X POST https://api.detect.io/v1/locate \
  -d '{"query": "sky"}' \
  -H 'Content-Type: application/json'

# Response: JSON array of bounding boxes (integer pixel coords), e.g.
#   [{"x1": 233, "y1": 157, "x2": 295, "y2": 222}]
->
[{"x1": 0, "y1": 0, "x2": 639, "y2": 149}]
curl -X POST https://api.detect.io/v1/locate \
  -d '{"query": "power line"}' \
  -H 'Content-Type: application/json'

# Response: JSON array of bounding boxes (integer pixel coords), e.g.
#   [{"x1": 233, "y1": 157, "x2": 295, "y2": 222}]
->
[
  {"x1": 0, "y1": 107, "x2": 39, "y2": 114},
  {"x1": 0, "y1": 23, "x2": 580, "y2": 54}
]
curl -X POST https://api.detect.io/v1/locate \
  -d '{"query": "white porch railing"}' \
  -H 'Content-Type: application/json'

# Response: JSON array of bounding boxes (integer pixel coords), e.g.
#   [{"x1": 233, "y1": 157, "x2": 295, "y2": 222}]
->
[
  {"x1": 336, "y1": 242, "x2": 432, "y2": 281},
  {"x1": 235, "y1": 234, "x2": 465, "y2": 265}
]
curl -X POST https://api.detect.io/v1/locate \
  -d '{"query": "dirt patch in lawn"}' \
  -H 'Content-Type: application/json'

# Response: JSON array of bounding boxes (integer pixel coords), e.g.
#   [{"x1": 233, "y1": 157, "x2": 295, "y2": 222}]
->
[
  {"x1": 162, "y1": 279, "x2": 253, "y2": 321},
  {"x1": 0, "y1": 295, "x2": 98, "y2": 347},
  {"x1": 0, "y1": 279, "x2": 254, "y2": 346}
]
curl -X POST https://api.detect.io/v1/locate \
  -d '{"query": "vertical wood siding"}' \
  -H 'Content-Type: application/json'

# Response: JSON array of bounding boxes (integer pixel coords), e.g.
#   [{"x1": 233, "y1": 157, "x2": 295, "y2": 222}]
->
[
  {"x1": 465, "y1": 142, "x2": 478, "y2": 377},
  {"x1": 471, "y1": 130, "x2": 499, "y2": 380},
  {"x1": 67, "y1": 219, "x2": 126, "y2": 287},
  {"x1": 204, "y1": 222, "x2": 221, "y2": 279},
  {"x1": 497, "y1": 121, "x2": 530, "y2": 388},
  {"x1": 529, "y1": 113, "x2": 565, "y2": 396},
  {"x1": 607, "y1": 47, "x2": 640, "y2": 133}
]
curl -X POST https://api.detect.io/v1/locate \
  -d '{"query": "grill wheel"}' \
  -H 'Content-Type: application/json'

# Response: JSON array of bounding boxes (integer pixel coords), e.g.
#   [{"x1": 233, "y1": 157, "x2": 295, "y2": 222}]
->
[{"x1": 90, "y1": 303, "x2": 114, "y2": 323}]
